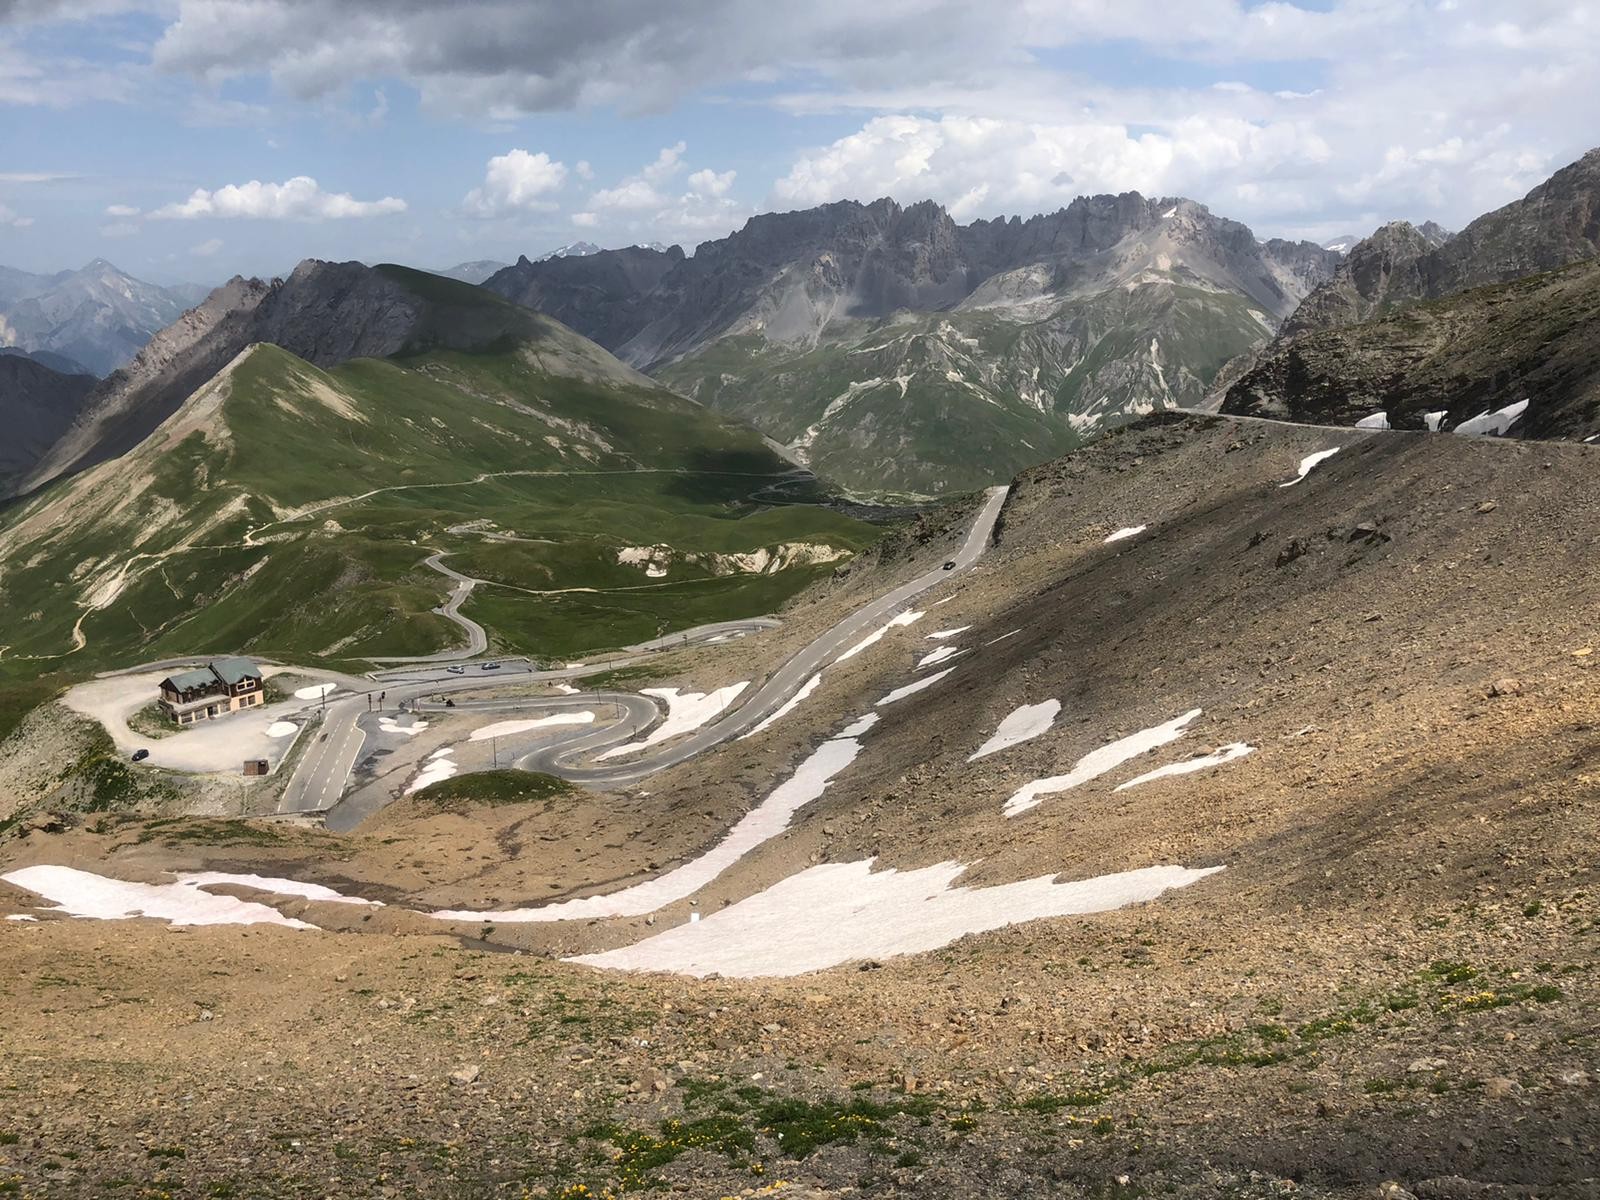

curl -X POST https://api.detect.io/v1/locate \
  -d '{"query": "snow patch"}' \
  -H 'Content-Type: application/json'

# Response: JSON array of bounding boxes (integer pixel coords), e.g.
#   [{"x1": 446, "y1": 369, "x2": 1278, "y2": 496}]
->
[
  {"x1": 926, "y1": 626, "x2": 970, "y2": 640},
  {"x1": 572, "y1": 859, "x2": 1224, "y2": 978},
  {"x1": 1280, "y1": 448, "x2": 1341, "y2": 487},
  {"x1": 969, "y1": 700, "x2": 1061, "y2": 762},
  {"x1": 433, "y1": 715, "x2": 871, "y2": 923},
  {"x1": 916, "y1": 646, "x2": 966, "y2": 670},
  {"x1": 406, "y1": 750, "x2": 457, "y2": 794},
  {"x1": 294, "y1": 683, "x2": 337, "y2": 700},
  {"x1": 176, "y1": 871, "x2": 378, "y2": 906},
  {"x1": 739, "y1": 673, "x2": 822, "y2": 740},
  {"x1": 596, "y1": 683, "x2": 748, "y2": 760},
  {"x1": 378, "y1": 716, "x2": 429, "y2": 737},
  {"x1": 1355, "y1": 412, "x2": 1390, "y2": 430},
  {"x1": 877, "y1": 667, "x2": 956, "y2": 706},
  {"x1": 0, "y1": 865, "x2": 317, "y2": 929},
  {"x1": 1454, "y1": 399, "x2": 1528, "y2": 438},
  {"x1": 469, "y1": 713, "x2": 595, "y2": 741},
  {"x1": 1004, "y1": 709, "x2": 1203, "y2": 818},
  {"x1": 1104, "y1": 526, "x2": 1146, "y2": 544},
  {"x1": 265, "y1": 721, "x2": 298, "y2": 738},
  {"x1": 1114, "y1": 743, "x2": 1255, "y2": 791},
  {"x1": 1424, "y1": 411, "x2": 1448, "y2": 432},
  {"x1": 835, "y1": 610, "x2": 924, "y2": 663}
]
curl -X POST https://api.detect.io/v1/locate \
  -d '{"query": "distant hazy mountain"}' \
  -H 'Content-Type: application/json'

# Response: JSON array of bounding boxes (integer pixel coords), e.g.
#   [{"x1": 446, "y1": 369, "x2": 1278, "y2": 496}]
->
[
  {"x1": 0, "y1": 344, "x2": 93, "y2": 376},
  {"x1": 0, "y1": 260, "x2": 204, "y2": 376},
  {"x1": 485, "y1": 195, "x2": 1340, "y2": 495},
  {"x1": 435, "y1": 260, "x2": 511, "y2": 285}
]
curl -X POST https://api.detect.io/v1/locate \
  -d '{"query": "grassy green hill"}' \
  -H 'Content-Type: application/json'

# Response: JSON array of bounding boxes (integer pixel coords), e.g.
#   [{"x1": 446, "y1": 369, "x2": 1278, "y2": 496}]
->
[
  {"x1": 0, "y1": 280, "x2": 877, "y2": 691},
  {"x1": 660, "y1": 280, "x2": 1274, "y2": 497}
]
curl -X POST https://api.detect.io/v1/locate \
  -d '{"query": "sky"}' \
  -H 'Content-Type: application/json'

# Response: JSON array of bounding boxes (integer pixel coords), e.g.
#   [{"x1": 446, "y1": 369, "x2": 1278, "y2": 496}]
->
[{"x1": 1, "y1": 0, "x2": 1597, "y2": 285}]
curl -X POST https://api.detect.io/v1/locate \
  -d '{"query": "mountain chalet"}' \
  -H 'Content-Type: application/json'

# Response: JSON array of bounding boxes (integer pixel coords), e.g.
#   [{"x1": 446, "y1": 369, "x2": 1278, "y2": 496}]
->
[{"x1": 157, "y1": 657, "x2": 265, "y2": 725}]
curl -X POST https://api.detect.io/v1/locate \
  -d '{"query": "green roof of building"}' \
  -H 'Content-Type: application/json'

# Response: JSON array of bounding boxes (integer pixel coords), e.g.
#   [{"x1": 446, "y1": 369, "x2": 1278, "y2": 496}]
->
[
  {"x1": 208, "y1": 656, "x2": 262, "y2": 685},
  {"x1": 162, "y1": 667, "x2": 216, "y2": 692}
]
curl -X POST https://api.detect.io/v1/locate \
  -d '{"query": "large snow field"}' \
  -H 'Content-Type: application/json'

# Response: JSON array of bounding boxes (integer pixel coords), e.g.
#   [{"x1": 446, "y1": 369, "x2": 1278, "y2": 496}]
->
[
  {"x1": 572, "y1": 859, "x2": 1225, "y2": 978},
  {"x1": 1, "y1": 865, "x2": 318, "y2": 929}
]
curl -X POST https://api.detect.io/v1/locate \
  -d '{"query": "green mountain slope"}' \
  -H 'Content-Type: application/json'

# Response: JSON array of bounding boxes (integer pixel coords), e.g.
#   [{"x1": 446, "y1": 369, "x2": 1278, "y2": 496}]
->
[
  {"x1": 1218, "y1": 257, "x2": 1600, "y2": 437},
  {"x1": 662, "y1": 280, "x2": 1276, "y2": 496},
  {"x1": 0, "y1": 279, "x2": 876, "y2": 671}
]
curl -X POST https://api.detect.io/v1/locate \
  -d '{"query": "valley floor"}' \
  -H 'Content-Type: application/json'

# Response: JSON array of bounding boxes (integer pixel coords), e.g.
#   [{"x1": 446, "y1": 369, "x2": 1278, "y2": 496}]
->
[{"x1": 2, "y1": 415, "x2": 1598, "y2": 1198}]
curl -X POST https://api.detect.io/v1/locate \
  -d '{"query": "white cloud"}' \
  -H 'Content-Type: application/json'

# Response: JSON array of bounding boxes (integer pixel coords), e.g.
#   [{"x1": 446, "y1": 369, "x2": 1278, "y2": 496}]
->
[
  {"x1": 575, "y1": 159, "x2": 594, "y2": 181},
  {"x1": 461, "y1": 148, "x2": 567, "y2": 217},
  {"x1": 191, "y1": 236, "x2": 223, "y2": 256},
  {"x1": 570, "y1": 211, "x2": 599, "y2": 227},
  {"x1": 688, "y1": 168, "x2": 736, "y2": 197},
  {"x1": 773, "y1": 113, "x2": 1331, "y2": 221},
  {"x1": 150, "y1": 176, "x2": 407, "y2": 220},
  {"x1": 0, "y1": 203, "x2": 34, "y2": 228},
  {"x1": 104, "y1": 203, "x2": 139, "y2": 216}
]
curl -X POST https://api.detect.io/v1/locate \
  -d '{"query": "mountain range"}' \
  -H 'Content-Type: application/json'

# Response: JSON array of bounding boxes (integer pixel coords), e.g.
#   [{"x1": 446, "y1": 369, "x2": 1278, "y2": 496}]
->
[
  {"x1": 1216, "y1": 147, "x2": 1600, "y2": 435},
  {"x1": 483, "y1": 195, "x2": 1342, "y2": 494},
  {"x1": 0, "y1": 259, "x2": 207, "y2": 377},
  {"x1": 0, "y1": 261, "x2": 871, "y2": 669}
]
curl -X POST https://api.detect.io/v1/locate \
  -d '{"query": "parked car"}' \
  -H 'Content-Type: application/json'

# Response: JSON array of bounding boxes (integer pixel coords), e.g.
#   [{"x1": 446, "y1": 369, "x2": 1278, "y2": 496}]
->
[
  {"x1": 480, "y1": 661, "x2": 501, "y2": 671},
  {"x1": 444, "y1": 698, "x2": 456, "y2": 708},
  {"x1": 942, "y1": 560, "x2": 957, "y2": 570},
  {"x1": 446, "y1": 665, "x2": 465, "y2": 675},
  {"x1": 131, "y1": 748, "x2": 150, "y2": 763}
]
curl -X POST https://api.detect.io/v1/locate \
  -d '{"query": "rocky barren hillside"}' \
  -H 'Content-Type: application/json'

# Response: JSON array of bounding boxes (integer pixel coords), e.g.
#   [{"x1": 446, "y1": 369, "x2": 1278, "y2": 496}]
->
[
  {"x1": 1217, "y1": 147, "x2": 1600, "y2": 434},
  {"x1": 3, "y1": 414, "x2": 1596, "y2": 1198}
]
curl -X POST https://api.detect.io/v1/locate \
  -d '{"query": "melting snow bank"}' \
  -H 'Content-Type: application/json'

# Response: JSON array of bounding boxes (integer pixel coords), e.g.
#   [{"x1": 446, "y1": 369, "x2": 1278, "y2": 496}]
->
[
  {"x1": 1104, "y1": 526, "x2": 1147, "y2": 544},
  {"x1": 266, "y1": 721, "x2": 298, "y2": 738},
  {"x1": 407, "y1": 747, "x2": 457, "y2": 794},
  {"x1": 877, "y1": 667, "x2": 955, "y2": 706},
  {"x1": 469, "y1": 713, "x2": 594, "y2": 741},
  {"x1": 969, "y1": 699, "x2": 1061, "y2": 762},
  {"x1": 926, "y1": 626, "x2": 970, "y2": 641},
  {"x1": 1114, "y1": 743, "x2": 1255, "y2": 791},
  {"x1": 1005, "y1": 709, "x2": 1202, "y2": 817},
  {"x1": 916, "y1": 646, "x2": 966, "y2": 669},
  {"x1": 836, "y1": 611, "x2": 924, "y2": 663},
  {"x1": 378, "y1": 716, "x2": 429, "y2": 737},
  {"x1": 294, "y1": 683, "x2": 337, "y2": 700},
  {"x1": 432, "y1": 714, "x2": 876, "y2": 923},
  {"x1": 571, "y1": 860, "x2": 1224, "y2": 978},
  {"x1": 1280, "y1": 448, "x2": 1341, "y2": 488},
  {"x1": 1, "y1": 866, "x2": 318, "y2": 929},
  {"x1": 596, "y1": 683, "x2": 748, "y2": 760},
  {"x1": 1454, "y1": 399, "x2": 1528, "y2": 437},
  {"x1": 1354, "y1": 412, "x2": 1390, "y2": 430},
  {"x1": 739, "y1": 673, "x2": 822, "y2": 740}
]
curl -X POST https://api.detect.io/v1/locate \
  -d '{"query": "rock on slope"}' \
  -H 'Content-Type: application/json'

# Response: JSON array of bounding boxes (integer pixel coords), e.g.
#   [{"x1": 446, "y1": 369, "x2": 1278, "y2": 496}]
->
[
  {"x1": 487, "y1": 195, "x2": 1340, "y2": 494},
  {"x1": 0, "y1": 353, "x2": 97, "y2": 496}
]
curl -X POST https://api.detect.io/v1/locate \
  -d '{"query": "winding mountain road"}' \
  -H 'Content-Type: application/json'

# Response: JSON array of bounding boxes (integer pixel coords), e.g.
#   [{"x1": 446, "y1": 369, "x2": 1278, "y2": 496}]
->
[{"x1": 287, "y1": 485, "x2": 1009, "y2": 823}]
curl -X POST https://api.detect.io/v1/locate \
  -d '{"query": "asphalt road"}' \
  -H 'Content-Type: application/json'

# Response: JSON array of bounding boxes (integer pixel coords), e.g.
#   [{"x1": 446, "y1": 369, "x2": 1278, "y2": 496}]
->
[
  {"x1": 279, "y1": 618, "x2": 782, "y2": 818},
  {"x1": 294, "y1": 484, "x2": 1009, "y2": 825},
  {"x1": 364, "y1": 553, "x2": 487, "y2": 664}
]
